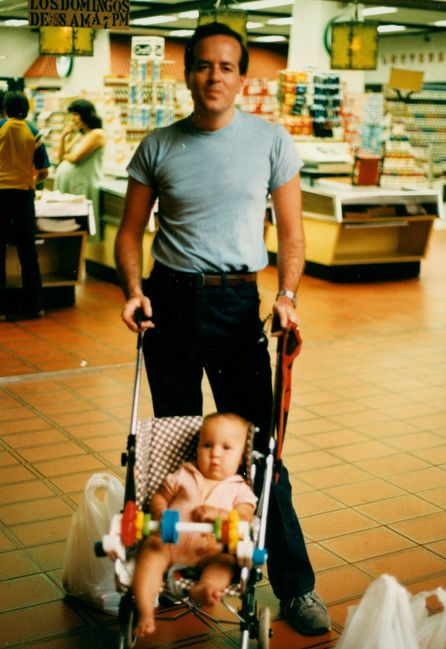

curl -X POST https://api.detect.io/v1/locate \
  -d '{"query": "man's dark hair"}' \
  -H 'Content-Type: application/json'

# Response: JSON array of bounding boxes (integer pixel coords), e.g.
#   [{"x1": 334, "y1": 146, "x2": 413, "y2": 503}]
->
[
  {"x1": 184, "y1": 22, "x2": 249, "y2": 76},
  {"x1": 4, "y1": 91, "x2": 29, "y2": 119},
  {"x1": 67, "y1": 98, "x2": 102, "y2": 129}
]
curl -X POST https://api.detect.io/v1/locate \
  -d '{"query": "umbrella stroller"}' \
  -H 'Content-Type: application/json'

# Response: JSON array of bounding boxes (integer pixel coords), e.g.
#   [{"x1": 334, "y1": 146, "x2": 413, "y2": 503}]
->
[{"x1": 97, "y1": 316, "x2": 302, "y2": 649}]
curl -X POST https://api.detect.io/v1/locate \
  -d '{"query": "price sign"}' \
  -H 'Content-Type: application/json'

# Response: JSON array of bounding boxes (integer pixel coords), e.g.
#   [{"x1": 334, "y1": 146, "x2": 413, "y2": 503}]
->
[{"x1": 131, "y1": 36, "x2": 165, "y2": 62}]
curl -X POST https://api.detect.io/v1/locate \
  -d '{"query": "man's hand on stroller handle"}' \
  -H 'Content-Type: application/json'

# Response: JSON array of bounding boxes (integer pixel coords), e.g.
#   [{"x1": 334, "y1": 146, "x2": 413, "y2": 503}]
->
[
  {"x1": 273, "y1": 294, "x2": 299, "y2": 333},
  {"x1": 121, "y1": 295, "x2": 154, "y2": 332}
]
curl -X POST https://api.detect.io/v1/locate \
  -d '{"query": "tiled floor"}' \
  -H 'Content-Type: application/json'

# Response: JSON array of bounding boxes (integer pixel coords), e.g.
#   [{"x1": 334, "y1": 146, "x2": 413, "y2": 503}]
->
[{"x1": 1, "y1": 229, "x2": 446, "y2": 649}]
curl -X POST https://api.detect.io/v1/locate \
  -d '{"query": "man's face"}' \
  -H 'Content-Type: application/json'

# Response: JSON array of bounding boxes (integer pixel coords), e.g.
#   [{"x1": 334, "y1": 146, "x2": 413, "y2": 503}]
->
[{"x1": 186, "y1": 34, "x2": 245, "y2": 121}]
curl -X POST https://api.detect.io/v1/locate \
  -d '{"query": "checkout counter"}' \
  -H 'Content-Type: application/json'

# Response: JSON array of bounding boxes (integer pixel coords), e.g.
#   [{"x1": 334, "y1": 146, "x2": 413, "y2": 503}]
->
[
  {"x1": 296, "y1": 140, "x2": 353, "y2": 186},
  {"x1": 265, "y1": 180, "x2": 444, "y2": 281},
  {"x1": 85, "y1": 177, "x2": 155, "y2": 283},
  {"x1": 5, "y1": 192, "x2": 94, "y2": 308}
]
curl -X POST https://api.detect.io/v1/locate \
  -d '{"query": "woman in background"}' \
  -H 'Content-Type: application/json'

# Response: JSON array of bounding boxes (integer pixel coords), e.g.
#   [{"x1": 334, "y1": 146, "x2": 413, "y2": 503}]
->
[{"x1": 55, "y1": 99, "x2": 106, "y2": 239}]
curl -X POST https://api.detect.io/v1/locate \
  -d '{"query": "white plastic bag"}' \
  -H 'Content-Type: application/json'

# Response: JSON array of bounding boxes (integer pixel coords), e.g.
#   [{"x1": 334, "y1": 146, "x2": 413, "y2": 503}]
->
[
  {"x1": 336, "y1": 574, "x2": 419, "y2": 649},
  {"x1": 412, "y1": 587, "x2": 446, "y2": 649},
  {"x1": 336, "y1": 575, "x2": 446, "y2": 649},
  {"x1": 62, "y1": 472, "x2": 124, "y2": 615}
]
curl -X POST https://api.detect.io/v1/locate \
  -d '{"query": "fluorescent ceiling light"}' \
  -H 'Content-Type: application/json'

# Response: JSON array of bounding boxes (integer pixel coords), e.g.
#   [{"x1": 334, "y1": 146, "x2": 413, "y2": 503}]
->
[
  {"x1": 254, "y1": 35, "x2": 287, "y2": 42},
  {"x1": 432, "y1": 20, "x2": 446, "y2": 26},
  {"x1": 178, "y1": 10, "x2": 199, "y2": 19},
  {"x1": 238, "y1": 0, "x2": 294, "y2": 10},
  {"x1": 362, "y1": 6, "x2": 397, "y2": 17},
  {"x1": 131, "y1": 15, "x2": 177, "y2": 26},
  {"x1": 266, "y1": 17, "x2": 293, "y2": 25},
  {"x1": 169, "y1": 29, "x2": 194, "y2": 37},
  {"x1": 377, "y1": 24, "x2": 406, "y2": 33},
  {"x1": 4, "y1": 18, "x2": 28, "y2": 26},
  {"x1": 247, "y1": 21, "x2": 264, "y2": 29}
]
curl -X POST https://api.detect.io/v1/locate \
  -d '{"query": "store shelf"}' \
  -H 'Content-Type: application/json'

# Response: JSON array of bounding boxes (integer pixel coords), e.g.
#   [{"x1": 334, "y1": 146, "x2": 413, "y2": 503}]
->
[{"x1": 385, "y1": 84, "x2": 446, "y2": 180}]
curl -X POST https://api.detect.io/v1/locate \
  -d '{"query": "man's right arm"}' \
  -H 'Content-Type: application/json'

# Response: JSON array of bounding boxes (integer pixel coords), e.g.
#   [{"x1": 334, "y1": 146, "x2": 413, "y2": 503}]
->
[{"x1": 114, "y1": 176, "x2": 157, "y2": 332}]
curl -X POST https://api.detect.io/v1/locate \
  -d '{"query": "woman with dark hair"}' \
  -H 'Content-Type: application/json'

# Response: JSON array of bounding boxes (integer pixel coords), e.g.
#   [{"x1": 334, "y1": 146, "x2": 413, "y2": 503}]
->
[{"x1": 54, "y1": 99, "x2": 106, "y2": 238}]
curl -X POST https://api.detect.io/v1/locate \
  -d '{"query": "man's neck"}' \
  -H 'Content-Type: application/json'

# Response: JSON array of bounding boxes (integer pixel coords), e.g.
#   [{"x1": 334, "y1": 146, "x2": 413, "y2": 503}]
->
[{"x1": 191, "y1": 108, "x2": 236, "y2": 132}]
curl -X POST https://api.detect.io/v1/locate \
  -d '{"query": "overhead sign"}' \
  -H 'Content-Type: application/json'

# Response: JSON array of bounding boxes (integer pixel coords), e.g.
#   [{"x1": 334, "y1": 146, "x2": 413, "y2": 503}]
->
[
  {"x1": 389, "y1": 68, "x2": 424, "y2": 93},
  {"x1": 131, "y1": 36, "x2": 165, "y2": 62},
  {"x1": 330, "y1": 22, "x2": 378, "y2": 70},
  {"x1": 28, "y1": 0, "x2": 129, "y2": 29}
]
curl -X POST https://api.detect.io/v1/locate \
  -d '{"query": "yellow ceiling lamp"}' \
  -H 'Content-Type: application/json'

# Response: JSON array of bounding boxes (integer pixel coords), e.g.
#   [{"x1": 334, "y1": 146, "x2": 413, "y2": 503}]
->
[
  {"x1": 198, "y1": 0, "x2": 248, "y2": 46},
  {"x1": 330, "y1": 21, "x2": 378, "y2": 70},
  {"x1": 39, "y1": 26, "x2": 95, "y2": 56},
  {"x1": 326, "y1": 1, "x2": 378, "y2": 70}
]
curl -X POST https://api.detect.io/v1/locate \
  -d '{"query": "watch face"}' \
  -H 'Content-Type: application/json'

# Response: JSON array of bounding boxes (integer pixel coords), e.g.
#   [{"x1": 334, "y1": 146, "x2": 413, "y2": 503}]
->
[{"x1": 56, "y1": 56, "x2": 73, "y2": 78}]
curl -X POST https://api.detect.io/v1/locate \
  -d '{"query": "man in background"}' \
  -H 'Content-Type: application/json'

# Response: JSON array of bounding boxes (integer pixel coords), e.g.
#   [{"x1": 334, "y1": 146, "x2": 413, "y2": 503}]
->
[{"x1": 0, "y1": 90, "x2": 50, "y2": 320}]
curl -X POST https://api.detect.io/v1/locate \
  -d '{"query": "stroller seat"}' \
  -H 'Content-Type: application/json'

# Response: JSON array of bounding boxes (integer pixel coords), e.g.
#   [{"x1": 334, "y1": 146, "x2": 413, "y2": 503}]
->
[
  {"x1": 135, "y1": 415, "x2": 202, "y2": 510},
  {"x1": 102, "y1": 413, "x2": 273, "y2": 649}
]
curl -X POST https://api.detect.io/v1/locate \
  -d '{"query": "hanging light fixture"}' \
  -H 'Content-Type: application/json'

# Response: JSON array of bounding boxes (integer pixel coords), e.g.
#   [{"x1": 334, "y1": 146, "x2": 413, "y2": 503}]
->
[
  {"x1": 39, "y1": 26, "x2": 95, "y2": 56},
  {"x1": 328, "y1": 1, "x2": 379, "y2": 70},
  {"x1": 198, "y1": 0, "x2": 248, "y2": 45}
]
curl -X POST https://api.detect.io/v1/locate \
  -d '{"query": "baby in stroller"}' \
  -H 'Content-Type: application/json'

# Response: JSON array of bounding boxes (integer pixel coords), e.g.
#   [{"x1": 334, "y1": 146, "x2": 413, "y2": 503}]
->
[{"x1": 133, "y1": 411, "x2": 257, "y2": 638}]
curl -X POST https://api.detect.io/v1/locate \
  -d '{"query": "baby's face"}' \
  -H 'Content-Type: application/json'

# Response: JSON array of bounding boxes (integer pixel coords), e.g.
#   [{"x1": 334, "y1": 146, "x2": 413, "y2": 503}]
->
[{"x1": 197, "y1": 417, "x2": 246, "y2": 481}]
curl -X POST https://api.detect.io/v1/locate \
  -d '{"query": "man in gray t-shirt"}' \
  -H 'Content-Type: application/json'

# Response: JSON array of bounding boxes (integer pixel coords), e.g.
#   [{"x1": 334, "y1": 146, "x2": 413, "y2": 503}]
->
[{"x1": 115, "y1": 21, "x2": 330, "y2": 637}]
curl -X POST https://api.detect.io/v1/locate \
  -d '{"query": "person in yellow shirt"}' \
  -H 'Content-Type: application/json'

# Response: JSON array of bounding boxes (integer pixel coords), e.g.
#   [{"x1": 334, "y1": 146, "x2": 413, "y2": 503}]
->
[{"x1": 0, "y1": 91, "x2": 50, "y2": 320}]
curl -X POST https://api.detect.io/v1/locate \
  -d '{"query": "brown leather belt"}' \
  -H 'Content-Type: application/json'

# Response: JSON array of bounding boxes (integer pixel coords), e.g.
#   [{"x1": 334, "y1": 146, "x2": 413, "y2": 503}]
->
[{"x1": 153, "y1": 262, "x2": 257, "y2": 288}]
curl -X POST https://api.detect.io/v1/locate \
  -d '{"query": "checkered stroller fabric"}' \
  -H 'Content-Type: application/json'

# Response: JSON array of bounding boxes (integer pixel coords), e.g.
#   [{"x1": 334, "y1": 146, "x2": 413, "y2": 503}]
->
[
  {"x1": 132, "y1": 414, "x2": 256, "y2": 601},
  {"x1": 135, "y1": 415, "x2": 202, "y2": 510}
]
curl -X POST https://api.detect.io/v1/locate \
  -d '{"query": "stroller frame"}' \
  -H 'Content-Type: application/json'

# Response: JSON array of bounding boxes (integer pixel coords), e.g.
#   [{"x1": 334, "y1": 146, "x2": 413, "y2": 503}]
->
[{"x1": 101, "y1": 329, "x2": 277, "y2": 649}]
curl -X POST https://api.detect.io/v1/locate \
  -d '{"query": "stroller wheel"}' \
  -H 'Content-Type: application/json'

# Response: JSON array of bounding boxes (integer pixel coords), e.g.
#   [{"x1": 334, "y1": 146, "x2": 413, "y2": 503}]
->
[
  {"x1": 118, "y1": 593, "x2": 138, "y2": 649},
  {"x1": 257, "y1": 606, "x2": 271, "y2": 649}
]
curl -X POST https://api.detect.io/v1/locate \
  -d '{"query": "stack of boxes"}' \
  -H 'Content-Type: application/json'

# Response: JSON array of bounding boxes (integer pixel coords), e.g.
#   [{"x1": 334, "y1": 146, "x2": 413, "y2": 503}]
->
[
  {"x1": 380, "y1": 119, "x2": 426, "y2": 189},
  {"x1": 277, "y1": 69, "x2": 313, "y2": 136},
  {"x1": 277, "y1": 70, "x2": 343, "y2": 138},
  {"x1": 240, "y1": 78, "x2": 279, "y2": 118}
]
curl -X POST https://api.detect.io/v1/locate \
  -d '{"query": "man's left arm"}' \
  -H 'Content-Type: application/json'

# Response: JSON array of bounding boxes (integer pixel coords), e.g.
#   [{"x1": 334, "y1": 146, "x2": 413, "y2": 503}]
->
[
  {"x1": 271, "y1": 172, "x2": 305, "y2": 328},
  {"x1": 32, "y1": 130, "x2": 51, "y2": 186}
]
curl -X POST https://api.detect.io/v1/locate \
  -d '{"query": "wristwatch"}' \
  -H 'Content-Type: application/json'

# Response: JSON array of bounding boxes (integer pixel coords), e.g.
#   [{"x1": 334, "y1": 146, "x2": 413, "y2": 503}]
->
[{"x1": 276, "y1": 289, "x2": 297, "y2": 307}]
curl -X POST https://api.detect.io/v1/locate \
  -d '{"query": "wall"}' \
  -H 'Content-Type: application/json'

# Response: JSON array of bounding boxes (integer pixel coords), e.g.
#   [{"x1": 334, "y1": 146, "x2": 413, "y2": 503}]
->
[
  {"x1": 63, "y1": 30, "x2": 111, "y2": 94},
  {"x1": 365, "y1": 31, "x2": 446, "y2": 86},
  {"x1": 0, "y1": 26, "x2": 111, "y2": 94},
  {"x1": 0, "y1": 27, "x2": 39, "y2": 78},
  {"x1": 110, "y1": 34, "x2": 286, "y2": 81}
]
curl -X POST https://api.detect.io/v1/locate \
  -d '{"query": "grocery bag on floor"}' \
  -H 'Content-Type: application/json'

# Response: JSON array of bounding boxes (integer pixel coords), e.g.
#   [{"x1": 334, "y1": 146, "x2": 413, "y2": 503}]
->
[
  {"x1": 412, "y1": 586, "x2": 446, "y2": 649},
  {"x1": 335, "y1": 574, "x2": 419, "y2": 649},
  {"x1": 62, "y1": 472, "x2": 124, "y2": 615},
  {"x1": 336, "y1": 575, "x2": 446, "y2": 649}
]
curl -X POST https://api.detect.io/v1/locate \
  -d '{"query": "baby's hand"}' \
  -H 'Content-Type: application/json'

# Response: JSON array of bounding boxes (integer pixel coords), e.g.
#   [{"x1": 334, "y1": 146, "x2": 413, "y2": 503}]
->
[{"x1": 192, "y1": 505, "x2": 227, "y2": 523}]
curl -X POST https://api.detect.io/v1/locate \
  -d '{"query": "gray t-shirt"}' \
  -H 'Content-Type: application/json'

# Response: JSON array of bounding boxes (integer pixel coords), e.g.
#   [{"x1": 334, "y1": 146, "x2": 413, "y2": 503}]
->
[{"x1": 127, "y1": 109, "x2": 302, "y2": 273}]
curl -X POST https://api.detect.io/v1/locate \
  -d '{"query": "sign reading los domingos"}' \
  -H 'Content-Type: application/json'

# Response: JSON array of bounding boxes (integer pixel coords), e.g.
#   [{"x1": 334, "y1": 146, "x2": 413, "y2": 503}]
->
[{"x1": 28, "y1": 0, "x2": 130, "y2": 29}]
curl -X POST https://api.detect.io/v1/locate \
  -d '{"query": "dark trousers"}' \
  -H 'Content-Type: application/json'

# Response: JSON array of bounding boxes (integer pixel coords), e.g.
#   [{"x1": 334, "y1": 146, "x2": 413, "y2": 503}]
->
[
  {"x1": 142, "y1": 263, "x2": 315, "y2": 600},
  {"x1": 0, "y1": 189, "x2": 43, "y2": 315}
]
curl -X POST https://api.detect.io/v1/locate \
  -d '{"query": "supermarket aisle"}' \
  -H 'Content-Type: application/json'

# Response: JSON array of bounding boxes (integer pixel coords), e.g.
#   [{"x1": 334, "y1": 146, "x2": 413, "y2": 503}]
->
[{"x1": 0, "y1": 229, "x2": 446, "y2": 649}]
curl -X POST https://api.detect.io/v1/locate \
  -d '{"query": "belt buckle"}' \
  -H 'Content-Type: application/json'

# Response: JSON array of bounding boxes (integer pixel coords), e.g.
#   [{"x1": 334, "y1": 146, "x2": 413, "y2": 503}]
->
[{"x1": 195, "y1": 272, "x2": 206, "y2": 288}]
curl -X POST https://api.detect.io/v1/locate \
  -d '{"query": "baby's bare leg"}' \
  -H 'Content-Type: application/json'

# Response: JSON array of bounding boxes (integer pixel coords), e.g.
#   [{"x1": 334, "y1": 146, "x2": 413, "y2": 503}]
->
[
  {"x1": 190, "y1": 554, "x2": 236, "y2": 607},
  {"x1": 133, "y1": 536, "x2": 170, "y2": 637}
]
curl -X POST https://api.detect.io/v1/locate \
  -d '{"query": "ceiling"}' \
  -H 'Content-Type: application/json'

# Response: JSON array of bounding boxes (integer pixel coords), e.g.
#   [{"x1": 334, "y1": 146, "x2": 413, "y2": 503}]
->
[{"x1": 1, "y1": 0, "x2": 446, "y2": 43}]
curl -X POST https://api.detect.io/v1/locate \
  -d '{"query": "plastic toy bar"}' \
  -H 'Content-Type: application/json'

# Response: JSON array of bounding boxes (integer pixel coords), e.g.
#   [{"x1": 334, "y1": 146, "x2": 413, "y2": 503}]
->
[{"x1": 99, "y1": 505, "x2": 267, "y2": 570}]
